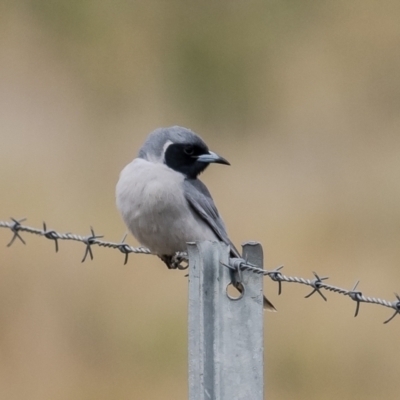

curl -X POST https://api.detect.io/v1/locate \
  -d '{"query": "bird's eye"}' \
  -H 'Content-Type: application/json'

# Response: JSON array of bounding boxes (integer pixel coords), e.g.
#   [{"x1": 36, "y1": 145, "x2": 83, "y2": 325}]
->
[{"x1": 184, "y1": 145, "x2": 194, "y2": 155}]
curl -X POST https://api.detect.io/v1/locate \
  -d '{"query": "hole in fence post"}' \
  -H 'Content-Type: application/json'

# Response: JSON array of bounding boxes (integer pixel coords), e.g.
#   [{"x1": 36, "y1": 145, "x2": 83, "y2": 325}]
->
[{"x1": 226, "y1": 282, "x2": 245, "y2": 300}]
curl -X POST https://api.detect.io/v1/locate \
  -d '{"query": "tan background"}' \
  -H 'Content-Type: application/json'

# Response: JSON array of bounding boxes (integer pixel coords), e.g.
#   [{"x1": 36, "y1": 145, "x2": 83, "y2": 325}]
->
[{"x1": 1, "y1": 1, "x2": 400, "y2": 399}]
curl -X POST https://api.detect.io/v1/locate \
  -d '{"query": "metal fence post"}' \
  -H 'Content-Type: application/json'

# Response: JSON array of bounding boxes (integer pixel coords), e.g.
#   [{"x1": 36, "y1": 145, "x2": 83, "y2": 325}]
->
[{"x1": 188, "y1": 241, "x2": 264, "y2": 400}]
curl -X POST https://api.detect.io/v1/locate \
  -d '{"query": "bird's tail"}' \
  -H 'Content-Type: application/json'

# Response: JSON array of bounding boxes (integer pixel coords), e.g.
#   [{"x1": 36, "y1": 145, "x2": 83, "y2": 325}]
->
[{"x1": 263, "y1": 295, "x2": 276, "y2": 312}]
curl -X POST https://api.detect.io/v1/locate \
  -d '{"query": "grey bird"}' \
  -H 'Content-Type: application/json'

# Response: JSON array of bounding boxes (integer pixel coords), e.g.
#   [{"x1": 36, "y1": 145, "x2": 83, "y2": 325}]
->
[{"x1": 116, "y1": 126, "x2": 275, "y2": 311}]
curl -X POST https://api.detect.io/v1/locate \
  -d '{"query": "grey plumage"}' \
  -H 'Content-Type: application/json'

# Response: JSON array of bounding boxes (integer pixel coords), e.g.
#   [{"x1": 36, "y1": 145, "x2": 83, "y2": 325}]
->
[{"x1": 116, "y1": 126, "x2": 275, "y2": 310}]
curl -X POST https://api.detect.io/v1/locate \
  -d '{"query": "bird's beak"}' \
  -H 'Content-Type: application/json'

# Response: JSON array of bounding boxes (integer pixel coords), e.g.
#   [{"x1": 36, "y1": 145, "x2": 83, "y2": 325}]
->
[{"x1": 196, "y1": 151, "x2": 230, "y2": 165}]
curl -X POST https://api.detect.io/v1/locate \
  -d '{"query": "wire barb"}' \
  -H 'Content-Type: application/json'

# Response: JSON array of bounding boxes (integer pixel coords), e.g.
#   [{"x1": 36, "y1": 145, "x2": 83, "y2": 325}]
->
[
  {"x1": 268, "y1": 266, "x2": 285, "y2": 295},
  {"x1": 7, "y1": 217, "x2": 27, "y2": 247},
  {"x1": 229, "y1": 257, "x2": 247, "y2": 284},
  {"x1": 42, "y1": 222, "x2": 59, "y2": 253},
  {"x1": 1, "y1": 218, "x2": 398, "y2": 323},
  {"x1": 81, "y1": 227, "x2": 104, "y2": 262},
  {"x1": 347, "y1": 280, "x2": 363, "y2": 317},
  {"x1": 117, "y1": 233, "x2": 132, "y2": 265},
  {"x1": 383, "y1": 293, "x2": 400, "y2": 324},
  {"x1": 304, "y1": 272, "x2": 329, "y2": 301}
]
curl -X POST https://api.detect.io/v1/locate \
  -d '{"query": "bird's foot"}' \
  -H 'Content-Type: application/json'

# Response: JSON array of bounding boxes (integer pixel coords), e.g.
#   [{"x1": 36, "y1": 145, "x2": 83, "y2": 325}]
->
[{"x1": 160, "y1": 254, "x2": 189, "y2": 270}]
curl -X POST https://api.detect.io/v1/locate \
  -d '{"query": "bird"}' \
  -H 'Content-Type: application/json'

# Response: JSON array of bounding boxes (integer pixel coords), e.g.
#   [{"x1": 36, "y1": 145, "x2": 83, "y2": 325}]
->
[{"x1": 116, "y1": 126, "x2": 275, "y2": 311}]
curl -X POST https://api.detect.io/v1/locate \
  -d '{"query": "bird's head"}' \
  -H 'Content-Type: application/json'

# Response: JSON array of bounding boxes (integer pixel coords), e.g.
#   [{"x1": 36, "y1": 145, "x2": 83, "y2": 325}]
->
[{"x1": 138, "y1": 126, "x2": 230, "y2": 179}]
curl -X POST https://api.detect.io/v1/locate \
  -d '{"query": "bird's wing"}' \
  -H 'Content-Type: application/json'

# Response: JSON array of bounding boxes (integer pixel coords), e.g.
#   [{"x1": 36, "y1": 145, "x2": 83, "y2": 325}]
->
[
  {"x1": 183, "y1": 179, "x2": 240, "y2": 257},
  {"x1": 184, "y1": 179, "x2": 276, "y2": 311}
]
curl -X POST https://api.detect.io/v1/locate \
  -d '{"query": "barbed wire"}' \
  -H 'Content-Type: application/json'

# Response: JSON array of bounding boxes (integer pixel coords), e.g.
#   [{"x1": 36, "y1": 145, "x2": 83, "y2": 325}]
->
[
  {"x1": 0, "y1": 217, "x2": 187, "y2": 268},
  {"x1": 1, "y1": 218, "x2": 399, "y2": 323}
]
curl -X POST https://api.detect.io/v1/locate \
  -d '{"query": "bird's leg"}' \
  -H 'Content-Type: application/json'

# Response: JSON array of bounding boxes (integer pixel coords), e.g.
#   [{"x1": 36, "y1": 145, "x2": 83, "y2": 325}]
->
[{"x1": 160, "y1": 255, "x2": 175, "y2": 269}]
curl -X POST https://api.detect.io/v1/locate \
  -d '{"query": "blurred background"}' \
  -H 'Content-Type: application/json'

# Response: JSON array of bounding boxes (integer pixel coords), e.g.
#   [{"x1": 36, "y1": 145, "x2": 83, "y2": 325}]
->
[{"x1": 1, "y1": 1, "x2": 400, "y2": 399}]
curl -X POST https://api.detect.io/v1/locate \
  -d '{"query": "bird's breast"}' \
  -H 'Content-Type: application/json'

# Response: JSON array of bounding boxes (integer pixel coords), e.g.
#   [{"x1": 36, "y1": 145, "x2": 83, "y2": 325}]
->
[{"x1": 116, "y1": 159, "x2": 216, "y2": 255}]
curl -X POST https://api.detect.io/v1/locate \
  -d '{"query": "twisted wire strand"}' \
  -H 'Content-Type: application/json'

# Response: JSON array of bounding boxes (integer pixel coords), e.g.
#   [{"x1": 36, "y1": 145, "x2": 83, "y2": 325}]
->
[
  {"x1": 1, "y1": 218, "x2": 399, "y2": 323},
  {"x1": 0, "y1": 219, "x2": 151, "y2": 253}
]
